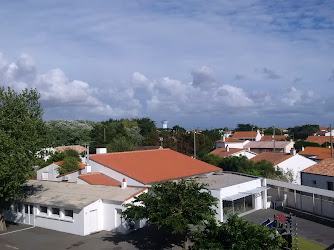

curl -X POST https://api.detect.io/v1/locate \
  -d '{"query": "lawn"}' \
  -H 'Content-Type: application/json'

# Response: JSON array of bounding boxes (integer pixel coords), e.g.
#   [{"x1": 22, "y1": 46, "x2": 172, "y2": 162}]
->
[{"x1": 293, "y1": 236, "x2": 325, "y2": 250}]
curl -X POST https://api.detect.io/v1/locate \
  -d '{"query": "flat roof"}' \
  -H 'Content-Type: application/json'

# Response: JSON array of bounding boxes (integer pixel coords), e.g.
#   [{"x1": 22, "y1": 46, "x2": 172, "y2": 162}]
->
[
  {"x1": 22, "y1": 180, "x2": 146, "y2": 210},
  {"x1": 188, "y1": 171, "x2": 257, "y2": 190}
]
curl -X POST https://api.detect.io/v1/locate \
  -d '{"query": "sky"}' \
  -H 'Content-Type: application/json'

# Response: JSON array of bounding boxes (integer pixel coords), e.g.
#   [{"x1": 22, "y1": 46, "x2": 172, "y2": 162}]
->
[{"x1": 0, "y1": 0, "x2": 334, "y2": 129}]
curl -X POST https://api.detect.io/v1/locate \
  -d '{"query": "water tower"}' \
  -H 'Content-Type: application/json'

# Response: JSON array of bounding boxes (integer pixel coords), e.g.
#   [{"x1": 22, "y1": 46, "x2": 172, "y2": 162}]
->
[{"x1": 161, "y1": 120, "x2": 168, "y2": 129}]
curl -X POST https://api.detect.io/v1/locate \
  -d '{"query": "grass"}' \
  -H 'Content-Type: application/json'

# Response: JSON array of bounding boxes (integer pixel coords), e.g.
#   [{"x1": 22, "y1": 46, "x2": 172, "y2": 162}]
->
[{"x1": 292, "y1": 236, "x2": 325, "y2": 250}]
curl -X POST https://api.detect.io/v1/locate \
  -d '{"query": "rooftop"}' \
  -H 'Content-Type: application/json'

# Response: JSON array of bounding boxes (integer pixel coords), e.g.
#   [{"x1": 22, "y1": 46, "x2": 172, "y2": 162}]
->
[
  {"x1": 232, "y1": 131, "x2": 258, "y2": 138},
  {"x1": 22, "y1": 180, "x2": 147, "y2": 210},
  {"x1": 89, "y1": 149, "x2": 220, "y2": 184},
  {"x1": 243, "y1": 141, "x2": 293, "y2": 149},
  {"x1": 306, "y1": 136, "x2": 334, "y2": 145},
  {"x1": 55, "y1": 145, "x2": 87, "y2": 154},
  {"x1": 260, "y1": 135, "x2": 286, "y2": 141},
  {"x1": 209, "y1": 147, "x2": 245, "y2": 158},
  {"x1": 299, "y1": 146, "x2": 332, "y2": 160},
  {"x1": 250, "y1": 152, "x2": 293, "y2": 165},
  {"x1": 302, "y1": 158, "x2": 334, "y2": 177},
  {"x1": 78, "y1": 172, "x2": 120, "y2": 186},
  {"x1": 187, "y1": 171, "x2": 257, "y2": 190}
]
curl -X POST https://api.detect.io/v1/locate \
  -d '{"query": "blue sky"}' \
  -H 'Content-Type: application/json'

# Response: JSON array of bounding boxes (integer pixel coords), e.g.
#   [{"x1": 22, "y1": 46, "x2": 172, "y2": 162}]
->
[{"x1": 0, "y1": 0, "x2": 333, "y2": 129}]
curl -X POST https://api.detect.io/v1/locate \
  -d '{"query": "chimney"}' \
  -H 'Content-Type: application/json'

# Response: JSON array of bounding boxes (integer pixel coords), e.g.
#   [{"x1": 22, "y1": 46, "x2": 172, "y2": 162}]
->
[
  {"x1": 85, "y1": 145, "x2": 91, "y2": 173},
  {"x1": 96, "y1": 148, "x2": 107, "y2": 154},
  {"x1": 222, "y1": 135, "x2": 225, "y2": 142},
  {"x1": 301, "y1": 146, "x2": 305, "y2": 151},
  {"x1": 226, "y1": 145, "x2": 229, "y2": 152},
  {"x1": 290, "y1": 148, "x2": 296, "y2": 155},
  {"x1": 121, "y1": 178, "x2": 127, "y2": 189},
  {"x1": 86, "y1": 165, "x2": 91, "y2": 173}
]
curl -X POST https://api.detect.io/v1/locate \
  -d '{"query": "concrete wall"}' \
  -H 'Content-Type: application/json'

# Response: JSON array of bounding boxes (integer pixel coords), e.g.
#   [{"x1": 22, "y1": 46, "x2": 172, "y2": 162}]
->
[
  {"x1": 231, "y1": 151, "x2": 257, "y2": 160},
  {"x1": 301, "y1": 172, "x2": 334, "y2": 190},
  {"x1": 276, "y1": 155, "x2": 316, "y2": 184},
  {"x1": 36, "y1": 163, "x2": 59, "y2": 181},
  {"x1": 56, "y1": 170, "x2": 81, "y2": 182}
]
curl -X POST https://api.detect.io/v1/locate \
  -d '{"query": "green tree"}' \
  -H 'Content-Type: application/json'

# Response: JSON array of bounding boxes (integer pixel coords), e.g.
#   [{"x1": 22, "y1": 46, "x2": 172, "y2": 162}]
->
[
  {"x1": 294, "y1": 140, "x2": 320, "y2": 151},
  {"x1": 235, "y1": 124, "x2": 259, "y2": 131},
  {"x1": 288, "y1": 125, "x2": 319, "y2": 140},
  {"x1": 122, "y1": 179, "x2": 218, "y2": 249},
  {"x1": 192, "y1": 215, "x2": 286, "y2": 249},
  {"x1": 0, "y1": 87, "x2": 47, "y2": 231},
  {"x1": 264, "y1": 127, "x2": 283, "y2": 136},
  {"x1": 201, "y1": 154, "x2": 223, "y2": 166},
  {"x1": 57, "y1": 157, "x2": 80, "y2": 175}
]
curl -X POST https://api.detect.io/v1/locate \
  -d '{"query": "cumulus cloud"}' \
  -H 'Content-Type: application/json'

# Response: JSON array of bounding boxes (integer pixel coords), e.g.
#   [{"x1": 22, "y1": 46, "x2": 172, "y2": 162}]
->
[
  {"x1": 281, "y1": 86, "x2": 318, "y2": 106},
  {"x1": 191, "y1": 66, "x2": 218, "y2": 90}
]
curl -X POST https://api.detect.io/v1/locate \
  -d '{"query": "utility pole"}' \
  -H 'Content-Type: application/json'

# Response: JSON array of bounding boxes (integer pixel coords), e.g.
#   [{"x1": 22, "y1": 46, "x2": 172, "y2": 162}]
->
[
  {"x1": 331, "y1": 124, "x2": 333, "y2": 159},
  {"x1": 193, "y1": 128, "x2": 197, "y2": 159},
  {"x1": 103, "y1": 127, "x2": 106, "y2": 142},
  {"x1": 273, "y1": 124, "x2": 276, "y2": 153}
]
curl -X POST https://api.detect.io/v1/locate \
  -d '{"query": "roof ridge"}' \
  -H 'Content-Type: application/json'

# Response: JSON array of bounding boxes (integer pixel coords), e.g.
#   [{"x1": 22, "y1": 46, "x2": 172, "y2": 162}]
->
[{"x1": 91, "y1": 148, "x2": 169, "y2": 156}]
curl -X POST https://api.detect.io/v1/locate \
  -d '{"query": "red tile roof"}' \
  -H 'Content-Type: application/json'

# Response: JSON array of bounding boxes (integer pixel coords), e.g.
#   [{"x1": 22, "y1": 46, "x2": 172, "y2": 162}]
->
[
  {"x1": 232, "y1": 131, "x2": 257, "y2": 138},
  {"x1": 302, "y1": 158, "x2": 334, "y2": 177},
  {"x1": 78, "y1": 173, "x2": 120, "y2": 186},
  {"x1": 250, "y1": 152, "x2": 293, "y2": 166},
  {"x1": 55, "y1": 161, "x2": 85, "y2": 178},
  {"x1": 89, "y1": 149, "x2": 220, "y2": 184},
  {"x1": 260, "y1": 135, "x2": 286, "y2": 141},
  {"x1": 306, "y1": 136, "x2": 334, "y2": 145},
  {"x1": 55, "y1": 145, "x2": 86, "y2": 154},
  {"x1": 299, "y1": 147, "x2": 332, "y2": 160},
  {"x1": 215, "y1": 137, "x2": 242, "y2": 143},
  {"x1": 209, "y1": 148, "x2": 244, "y2": 158},
  {"x1": 319, "y1": 127, "x2": 327, "y2": 131}
]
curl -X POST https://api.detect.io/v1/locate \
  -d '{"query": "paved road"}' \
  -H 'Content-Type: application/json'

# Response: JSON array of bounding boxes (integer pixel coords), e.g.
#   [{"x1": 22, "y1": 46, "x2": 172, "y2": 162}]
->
[
  {"x1": 0, "y1": 223, "x2": 183, "y2": 250},
  {"x1": 242, "y1": 208, "x2": 334, "y2": 248}
]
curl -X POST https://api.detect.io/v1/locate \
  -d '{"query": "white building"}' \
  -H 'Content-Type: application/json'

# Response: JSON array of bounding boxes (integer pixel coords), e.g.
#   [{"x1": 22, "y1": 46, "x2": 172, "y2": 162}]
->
[
  {"x1": 4, "y1": 180, "x2": 147, "y2": 236},
  {"x1": 209, "y1": 146, "x2": 257, "y2": 160},
  {"x1": 250, "y1": 150, "x2": 316, "y2": 184},
  {"x1": 232, "y1": 130, "x2": 262, "y2": 141}
]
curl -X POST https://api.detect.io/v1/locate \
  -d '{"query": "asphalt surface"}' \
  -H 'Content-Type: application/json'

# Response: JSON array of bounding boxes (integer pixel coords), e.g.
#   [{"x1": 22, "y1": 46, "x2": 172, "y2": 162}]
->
[
  {"x1": 0, "y1": 223, "x2": 183, "y2": 250},
  {"x1": 242, "y1": 208, "x2": 334, "y2": 248}
]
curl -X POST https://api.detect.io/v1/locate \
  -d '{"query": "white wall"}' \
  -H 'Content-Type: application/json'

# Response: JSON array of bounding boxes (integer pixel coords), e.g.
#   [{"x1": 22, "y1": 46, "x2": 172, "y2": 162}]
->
[
  {"x1": 231, "y1": 151, "x2": 257, "y2": 160},
  {"x1": 275, "y1": 155, "x2": 316, "y2": 184},
  {"x1": 36, "y1": 163, "x2": 59, "y2": 181},
  {"x1": 57, "y1": 170, "x2": 81, "y2": 182}
]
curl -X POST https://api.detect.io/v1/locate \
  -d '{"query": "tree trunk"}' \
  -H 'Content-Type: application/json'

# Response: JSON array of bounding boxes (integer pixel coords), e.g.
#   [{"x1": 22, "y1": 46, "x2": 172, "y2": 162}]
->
[
  {"x1": 183, "y1": 235, "x2": 190, "y2": 250},
  {"x1": 0, "y1": 205, "x2": 7, "y2": 232}
]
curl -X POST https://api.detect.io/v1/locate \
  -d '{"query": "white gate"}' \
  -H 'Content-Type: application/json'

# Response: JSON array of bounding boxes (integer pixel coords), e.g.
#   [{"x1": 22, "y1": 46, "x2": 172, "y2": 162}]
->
[{"x1": 89, "y1": 209, "x2": 98, "y2": 233}]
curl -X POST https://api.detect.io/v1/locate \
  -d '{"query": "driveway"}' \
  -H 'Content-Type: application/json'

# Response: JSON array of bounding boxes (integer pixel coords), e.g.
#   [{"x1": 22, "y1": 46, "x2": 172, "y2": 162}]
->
[
  {"x1": 0, "y1": 223, "x2": 183, "y2": 250},
  {"x1": 242, "y1": 208, "x2": 334, "y2": 248}
]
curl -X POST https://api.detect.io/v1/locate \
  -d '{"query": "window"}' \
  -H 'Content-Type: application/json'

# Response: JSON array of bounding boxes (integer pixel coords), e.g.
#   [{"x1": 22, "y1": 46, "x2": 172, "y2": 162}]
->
[
  {"x1": 312, "y1": 180, "x2": 317, "y2": 186},
  {"x1": 40, "y1": 206, "x2": 47, "y2": 214},
  {"x1": 24, "y1": 204, "x2": 33, "y2": 214},
  {"x1": 328, "y1": 182, "x2": 333, "y2": 191},
  {"x1": 64, "y1": 209, "x2": 73, "y2": 218},
  {"x1": 29, "y1": 205, "x2": 34, "y2": 214},
  {"x1": 25, "y1": 204, "x2": 29, "y2": 214},
  {"x1": 51, "y1": 207, "x2": 60, "y2": 216}
]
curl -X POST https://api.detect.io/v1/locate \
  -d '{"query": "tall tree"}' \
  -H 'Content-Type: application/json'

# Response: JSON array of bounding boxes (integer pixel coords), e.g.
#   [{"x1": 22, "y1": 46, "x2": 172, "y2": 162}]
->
[
  {"x1": 0, "y1": 87, "x2": 47, "y2": 231},
  {"x1": 235, "y1": 123, "x2": 259, "y2": 131},
  {"x1": 122, "y1": 179, "x2": 218, "y2": 249}
]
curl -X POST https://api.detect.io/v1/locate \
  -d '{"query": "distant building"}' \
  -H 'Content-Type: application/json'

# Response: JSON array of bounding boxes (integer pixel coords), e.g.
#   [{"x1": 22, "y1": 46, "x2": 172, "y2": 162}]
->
[
  {"x1": 306, "y1": 136, "x2": 334, "y2": 145},
  {"x1": 209, "y1": 147, "x2": 257, "y2": 160},
  {"x1": 298, "y1": 146, "x2": 332, "y2": 162},
  {"x1": 232, "y1": 130, "x2": 262, "y2": 141}
]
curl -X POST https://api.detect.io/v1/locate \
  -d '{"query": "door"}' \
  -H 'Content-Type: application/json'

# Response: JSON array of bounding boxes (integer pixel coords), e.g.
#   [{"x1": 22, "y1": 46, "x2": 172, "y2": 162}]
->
[
  {"x1": 42, "y1": 172, "x2": 49, "y2": 180},
  {"x1": 115, "y1": 208, "x2": 122, "y2": 228},
  {"x1": 89, "y1": 209, "x2": 98, "y2": 233}
]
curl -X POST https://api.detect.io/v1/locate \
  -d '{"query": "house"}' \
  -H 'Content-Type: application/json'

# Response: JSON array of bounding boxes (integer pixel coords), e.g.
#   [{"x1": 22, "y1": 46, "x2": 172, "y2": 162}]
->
[
  {"x1": 250, "y1": 150, "x2": 316, "y2": 184},
  {"x1": 36, "y1": 161, "x2": 85, "y2": 182},
  {"x1": 301, "y1": 158, "x2": 334, "y2": 190},
  {"x1": 4, "y1": 180, "x2": 147, "y2": 235},
  {"x1": 298, "y1": 146, "x2": 332, "y2": 162},
  {"x1": 215, "y1": 137, "x2": 249, "y2": 149},
  {"x1": 38, "y1": 148, "x2": 221, "y2": 187},
  {"x1": 232, "y1": 130, "x2": 262, "y2": 141},
  {"x1": 209, "y1": 146, "x2": 257, "y2": 160},
  {"x1": 242, "y1": 141, "x2": 294, "y2": 154},
  {"x1": 188, "y1": 172, "x2": 268, "y2": 222},
  {"x1": 306, "y1": 136, "x2": 334, "y2": 145}
]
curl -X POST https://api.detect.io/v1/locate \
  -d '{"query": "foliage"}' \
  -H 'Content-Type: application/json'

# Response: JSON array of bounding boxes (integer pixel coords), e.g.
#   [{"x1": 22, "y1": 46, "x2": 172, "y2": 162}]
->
[
  {"x1": 122, "y1": 179, "x2": 218, "y2": 239},
  {"x1": 288, "y1": 124, "x2": 319, "y2": 140},
  {"x1": 201, "y1": 154, "x2": 223, "y2": 166},
  {"x1": 46, "y1": 120, "x2": 94, "y2": 146},
  {"x1": 235, "y1": 123, "x2": 259, "y2": 131},
  {"x1": 172, "y1": 125, "x2": 186, "y2": 134},
  {"x1": 192, "y1": 215, "x2": 286, "y2": 249},
  {"x1": 275, "y1": 167, "x2": 294, "y2": 182},
  {"x1": 107, "y1": 136, "x2": 135, "y2": 152},
  {"x1": 294, "y1": 140, "x2": 320, "y2": 151},
  {"x1": 63, "y1": 149, "x2": 81, "y2": 161},
  {"x1": 264, "y1": 127, "x2": 283, "y2": 136},
  {"x1": 0, "y1": 87, "x2": 48, "y2": 230},
  {"x1": 57, "y1": 157, "x2": 80, "y2": 175},
  {"x1": 218, "y1": 156, "x2": 278, "y2": 178}
]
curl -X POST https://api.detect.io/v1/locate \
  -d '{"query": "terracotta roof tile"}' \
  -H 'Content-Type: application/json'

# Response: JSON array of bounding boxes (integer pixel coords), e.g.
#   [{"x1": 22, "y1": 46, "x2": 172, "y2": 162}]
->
[
  {"x1": 302, "y1": 158, "x2": 334, "y2": 177},
  {"x1": 250, "y1": 152, "x2": 293, "y2": 166},
  {"x1": 306, "y1": 136, "x2": 334, "y2": 145},
  {"x1": 78, "y1": 173, "x2": 120, "y2": 186},
  {"x1": 299, "y1": 147, "x2": 332, "y2": 160},
  {"x1": 260, "y1": 135, "x2": 286, "y2": 141},
  {"x1": 89, "y1": 149, "x2": 220, "y2": 184},
  {"x1": 232, "y1": 131, "x2": 257, "y2": 138},
  {"x1": 55, "y1": 145, "x2": 86, "y2": 154},
  {"x1": 215, "y1": 137, "x2": 242, "y2": 143},
  {"x1": 209, "y1": 148, "x2": 244, "y2": 158}
]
